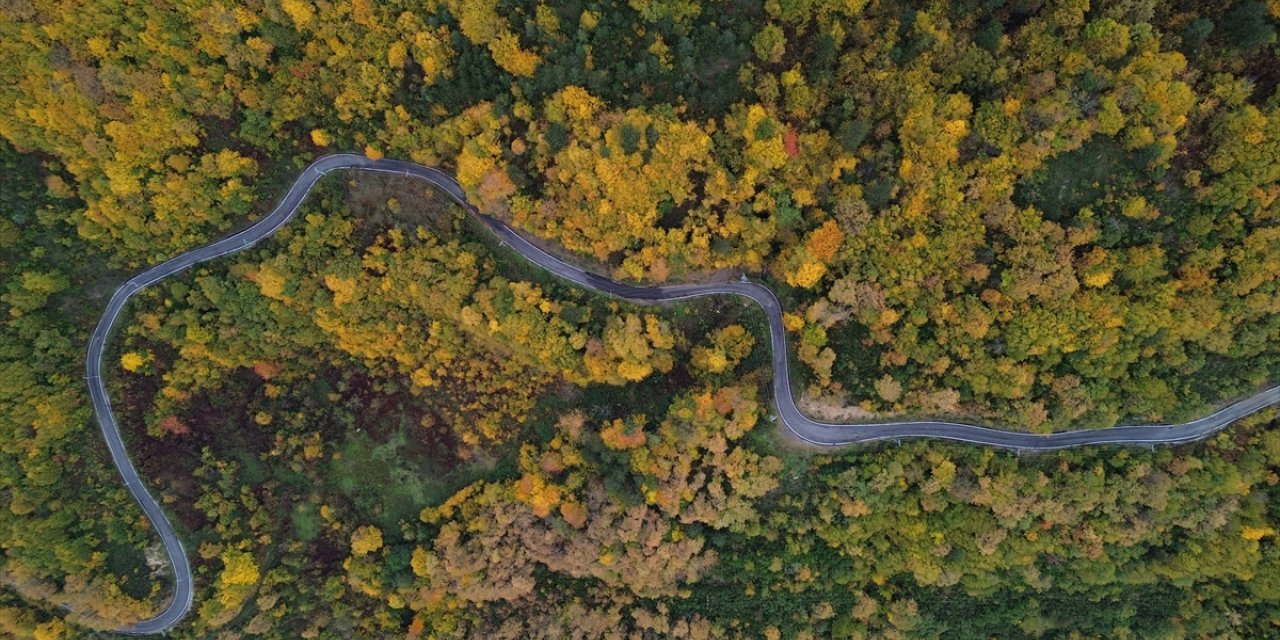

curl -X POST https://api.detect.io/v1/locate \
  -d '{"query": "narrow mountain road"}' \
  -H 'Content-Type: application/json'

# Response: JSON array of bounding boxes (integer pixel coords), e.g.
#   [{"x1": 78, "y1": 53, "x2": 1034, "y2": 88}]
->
[{"x1": 88, "y1": 153, "x2": 1280, "y2": 633}]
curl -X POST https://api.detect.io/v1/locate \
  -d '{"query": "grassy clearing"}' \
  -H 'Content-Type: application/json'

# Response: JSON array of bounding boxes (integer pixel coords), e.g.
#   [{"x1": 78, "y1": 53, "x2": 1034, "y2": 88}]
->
[
  {"x1": 332, "y1": 428, "x2": 463, "y2": 530},
  {"x1": 1013, "y1": 136, "x2": 1139, "y2": 220},
  {"x1": 344, "y1": 172, "x2": 459, "y2": 244}
]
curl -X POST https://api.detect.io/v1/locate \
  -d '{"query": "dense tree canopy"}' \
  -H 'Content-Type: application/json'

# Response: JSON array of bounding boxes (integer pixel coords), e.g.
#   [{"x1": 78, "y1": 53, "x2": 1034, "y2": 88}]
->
[{"x1": 1, "y1": 0, "x2": 1279, "y2": 637}]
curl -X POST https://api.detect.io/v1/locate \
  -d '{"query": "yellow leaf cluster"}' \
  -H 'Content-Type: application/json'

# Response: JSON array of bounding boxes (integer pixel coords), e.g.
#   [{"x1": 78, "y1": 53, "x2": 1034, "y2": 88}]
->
[
  {"x1": 253, "y1": 264, "x2": 288, "y2": 300},
  {"x1": 553, "y1": 86, "x2": 601, "y2": 124},
  {"x1": 120, "y1": 351, "x2": 146, "y2": 372},
  {"x1": 788, "y1": 261, "x2": 828, "y2": 288},
  {"x1": 33, "y1": 621, "x2": 67, "y2": 640},
  {"x1": 280, "y1": 0, "x2": 315, "y2": 27},
  {"x1": 1242, "y1": 526, "x2": 1275, "y2": 541},
  {"x1": 617, "y1": 360, "x2": 654, "y2": 382},
  {"x1": 1083, "y1": 269, "x2": 1113, "y2": 288},
  {"x1": 387, "y1": 42, "x2": 408, "y2": 68},
  {"x1": 514, "y1": 473, "x2": 562, "y2": 517},
  {"x1": 219, "y1": 551, "x2": 260, "y2": 587},
  {"x1": 324, "y1": 274, "x2": 358, "y2": 306},
  {"x1": 351, "y1": 525, "x2": 384, "y2": 555},
  {"x1": 805, "y1": 219, "x2": 845, "y2": 262},
  {"x1": 489, "y1": 32, "x2": 540, "y2": 77},
  {"x1": 411, "y1": 546, "x2": 433, "y2": 577}
]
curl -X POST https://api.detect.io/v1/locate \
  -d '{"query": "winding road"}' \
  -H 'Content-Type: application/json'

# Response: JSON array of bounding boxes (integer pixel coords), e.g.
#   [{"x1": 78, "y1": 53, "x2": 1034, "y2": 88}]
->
[{"x1": 88, "y1": 153, "x2": 1280, "y2": 633}]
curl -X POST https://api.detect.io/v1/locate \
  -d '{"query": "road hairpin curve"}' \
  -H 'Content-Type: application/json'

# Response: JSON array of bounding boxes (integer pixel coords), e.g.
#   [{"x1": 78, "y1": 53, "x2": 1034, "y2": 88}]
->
[{"x1": 87, "y1": 154, "x2": 1280, "y2": 633}]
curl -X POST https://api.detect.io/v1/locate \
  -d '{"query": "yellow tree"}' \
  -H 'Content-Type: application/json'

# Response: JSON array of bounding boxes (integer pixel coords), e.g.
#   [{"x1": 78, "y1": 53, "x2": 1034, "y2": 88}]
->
[{"x1": 351, "y1": 525, "x2": 384, "y2": 556}]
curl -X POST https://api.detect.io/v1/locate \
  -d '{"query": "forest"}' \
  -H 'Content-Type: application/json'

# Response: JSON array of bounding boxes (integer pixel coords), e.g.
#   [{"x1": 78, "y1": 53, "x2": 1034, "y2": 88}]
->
[{"x1": 0, "y1": 0, "x2": 1279, "y2": 637}]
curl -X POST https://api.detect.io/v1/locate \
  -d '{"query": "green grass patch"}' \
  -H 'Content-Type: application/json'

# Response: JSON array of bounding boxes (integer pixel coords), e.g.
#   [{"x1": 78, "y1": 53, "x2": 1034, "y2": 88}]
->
[
  {"x1": 1014, "y1": 136, "x2": 1139, "y2": 220},
  {"x1": 330, "y1": 425, "x2": 488, "y2": 532}
]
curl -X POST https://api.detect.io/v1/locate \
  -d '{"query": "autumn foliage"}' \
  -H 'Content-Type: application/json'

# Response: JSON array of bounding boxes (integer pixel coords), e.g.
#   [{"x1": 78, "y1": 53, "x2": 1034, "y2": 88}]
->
[{"x1": 2, "y1": 0, "x2": 1280, "y2": 637}]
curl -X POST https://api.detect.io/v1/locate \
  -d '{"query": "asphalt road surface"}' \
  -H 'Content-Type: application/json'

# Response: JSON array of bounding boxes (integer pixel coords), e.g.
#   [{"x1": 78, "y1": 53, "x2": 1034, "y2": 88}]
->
[{"x1": 88, "y1": 153, "x2": 1280, "y2": 633}]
